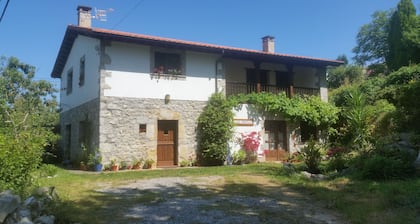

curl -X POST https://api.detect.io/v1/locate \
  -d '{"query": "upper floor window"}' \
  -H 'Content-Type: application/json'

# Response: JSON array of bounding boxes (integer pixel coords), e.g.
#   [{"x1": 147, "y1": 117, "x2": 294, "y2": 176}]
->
[
  {"x1": 66, "y1": 68, "x2": 73, "y2": 95},
  {"x1": 79, "y1": 56, "x2": 85, "y2": 87},
  {"x1": 153, "y1": 51, "x2": 183, "y2": 76},
  {"x1": 276, "y1": 71, "x2": 293, "y2": 88},
  {"x1": 246, "y1": 69, "x2": 268, "y2": 84}
]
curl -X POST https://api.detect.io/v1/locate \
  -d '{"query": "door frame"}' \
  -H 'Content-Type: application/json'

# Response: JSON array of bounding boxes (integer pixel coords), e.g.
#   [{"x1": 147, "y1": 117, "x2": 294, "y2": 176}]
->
[
  {"x1": 157, "y1": 120, "x2": 178, "y2": 167},
  {"x1": 264, "y1": 120, "x2": 288, "y2": 161}
]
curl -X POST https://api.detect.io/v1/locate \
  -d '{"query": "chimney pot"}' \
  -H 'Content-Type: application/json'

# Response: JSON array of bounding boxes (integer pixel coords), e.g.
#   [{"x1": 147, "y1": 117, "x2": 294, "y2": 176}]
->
[
  {"x1": 77, "y1": 5, "x2": 92, "y2": 28},
  {"x1": 262, "y1": 36, "x2": 275, "y2": 53}
]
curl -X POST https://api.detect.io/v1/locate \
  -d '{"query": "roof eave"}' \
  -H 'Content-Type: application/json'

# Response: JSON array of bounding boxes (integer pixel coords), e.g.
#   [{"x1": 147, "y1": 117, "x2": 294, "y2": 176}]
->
[{"x1": 50, "y1": 25, "x2": 343, "y2": 78}]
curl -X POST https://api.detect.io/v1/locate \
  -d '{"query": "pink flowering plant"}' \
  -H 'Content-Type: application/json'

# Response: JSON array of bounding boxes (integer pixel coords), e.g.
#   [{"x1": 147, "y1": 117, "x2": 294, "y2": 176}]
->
[
  {"x1": 241, "y1": 131, "x2": 261, "y2": 152},
  {"x1": 240, "y1": 131, "x2": 261, "y2": 163}
]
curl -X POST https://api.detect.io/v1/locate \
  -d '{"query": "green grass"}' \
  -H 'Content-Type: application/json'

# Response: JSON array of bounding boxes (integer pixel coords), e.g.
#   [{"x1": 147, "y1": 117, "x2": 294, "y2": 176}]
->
[{"x1": 38, "y1": 163, "x2": 420, "y2": 224}]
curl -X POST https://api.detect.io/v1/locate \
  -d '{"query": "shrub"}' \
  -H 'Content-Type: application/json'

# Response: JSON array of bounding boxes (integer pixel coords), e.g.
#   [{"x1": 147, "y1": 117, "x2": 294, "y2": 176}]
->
[
  {"x1": 197, "y1": 93, "x2": 233, "y2": 166},
  {"x1": 301, "y1": 139, "x2": 324, "y2": 174},
  {"x1": 353, "y1": 147, "x2": 416, "y2": 180},
  {"x1": 232, "y1": 150, "x2": 246, "y2": 165},
  {"x1": 38, "y1": 164, "x2": 59, "y2": 178},
  {"x1": 0, "y1": 132, "x2": 44, "y2": 196},
  {"x1": 326, "y1": 147, "x2": 349, "y2": 172},
  {"x1": 240, "y1": 132, "x2": 261, "y2": 164},
  {"x1": 0, "y1": 57, "x2": 58, "y2": 196}
]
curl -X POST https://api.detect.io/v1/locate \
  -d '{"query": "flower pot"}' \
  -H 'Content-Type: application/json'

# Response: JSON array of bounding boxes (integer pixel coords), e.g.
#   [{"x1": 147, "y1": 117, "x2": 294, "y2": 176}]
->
[
  {"x1": 80, "y1": 163, "x2": 87, "y2": 171},
  {"x1": 132, "y1": 164, "x2": 141, "y2": 170},
  {"x1": 94, "y1": 164, "x2": 103, "y2": 172},
  {"x1": 111, "y1": 165, "x2": 119, "y2": 171}
]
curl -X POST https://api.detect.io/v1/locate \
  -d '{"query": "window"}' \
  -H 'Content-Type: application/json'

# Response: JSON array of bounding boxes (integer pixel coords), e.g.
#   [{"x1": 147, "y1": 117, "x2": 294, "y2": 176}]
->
[
  {"x1": 300, "y1": 121, "x2": 317, "y2": 142},
  {"x1": 276, "y1": 71, "x2": 293, "y2": 87},
  {"x1": 66, "y1": 68, "x2": 73, "y2": 95},
  {"x1": 246, "y1": 69, "x2": 268, "y2": 84},
  {"x1": 79, "y1": 56, "x2": 85, "y2": 86},
  {"x1": 65, "y1": 124, "x2": 71, "y2": 160},
  {"x1": 139, "y1": 124, "x2": 147, "y2": 133},
  {"x1": 153, "y1": 52, "x2": 183, "y2": 75},
  {"x1": 79, "y1": 121, "x2": 90, "y2": 146}
]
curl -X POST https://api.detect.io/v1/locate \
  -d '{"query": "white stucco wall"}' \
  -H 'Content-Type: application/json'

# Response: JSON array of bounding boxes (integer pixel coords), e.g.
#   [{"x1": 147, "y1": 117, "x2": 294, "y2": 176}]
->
[
  {"x1": 230, "y1": 104, "x2": 264, "y2": 156},
  {"x1": 103, "y1": 42, "x2": 219, "y2": 101},
  {"x1": 60, "y1": 36, "x2": 100, "y2": 111},
  {"x1": 224, "y1": 58, "x2": 254, "y2": 82},
  {"x1": 230, "y1": 104, "x2": 305, "y2": 159}
]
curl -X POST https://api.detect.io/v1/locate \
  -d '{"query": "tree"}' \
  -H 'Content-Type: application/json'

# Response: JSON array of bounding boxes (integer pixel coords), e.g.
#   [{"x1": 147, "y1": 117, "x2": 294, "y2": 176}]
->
[
  {"x1": 0, "y1": 56, "x2": 58, "y2": 195},
  {"x1": 383, "y1": 64, "x2": 420, "y2": 132},
  {"x1": 197, "y1": 93, "x2": 233, "y2": 166},
  {"x1": 353, "y1": 10, "x2": 391, "y2": 66},
  {"x1": 336, "y1": 54, "x2": 349, "y2": 65},
  {"x1": 327, "y1": 65, "x2": 364, "y2": 89},
  {"x1": 387, "y1": 0, "x2": 420, "y2": 71}
]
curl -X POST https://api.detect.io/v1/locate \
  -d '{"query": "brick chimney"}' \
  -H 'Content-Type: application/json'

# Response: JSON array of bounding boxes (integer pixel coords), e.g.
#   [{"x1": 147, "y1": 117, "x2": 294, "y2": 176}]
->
[
  {"x1": 77, "y1": 6, "x2": 92, "y2": 28},
  {"x1": 262, "y1": 36, "x2": 275, "y2": 53}
]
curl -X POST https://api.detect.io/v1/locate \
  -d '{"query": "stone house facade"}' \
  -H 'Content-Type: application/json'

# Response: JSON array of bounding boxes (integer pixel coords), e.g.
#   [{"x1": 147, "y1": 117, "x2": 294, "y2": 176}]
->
[{"x1": 51, "y1": 6, "x2": 342, "y2": 168}]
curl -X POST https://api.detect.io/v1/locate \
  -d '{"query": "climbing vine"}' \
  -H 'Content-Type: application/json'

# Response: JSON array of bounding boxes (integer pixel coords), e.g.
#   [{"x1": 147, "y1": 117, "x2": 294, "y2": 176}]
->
[{"x1": 228, "y1": 92, "x2": 339, "y2": 127}]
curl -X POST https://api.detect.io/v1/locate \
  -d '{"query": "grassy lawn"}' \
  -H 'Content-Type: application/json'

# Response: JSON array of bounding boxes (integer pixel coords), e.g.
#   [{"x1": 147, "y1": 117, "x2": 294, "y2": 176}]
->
[{"x1": 38, "y1": 163, "x2": 420, "y2": 224}]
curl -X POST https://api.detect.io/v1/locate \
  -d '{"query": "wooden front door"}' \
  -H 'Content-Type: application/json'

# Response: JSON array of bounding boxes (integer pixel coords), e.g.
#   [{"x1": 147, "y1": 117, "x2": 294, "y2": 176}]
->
[
  {"x1": 157, "y1": 120, "x2": 178, "y2": 167},
  {"x1": 264, "y1": 120, "x2": 288, "y2": 161}
]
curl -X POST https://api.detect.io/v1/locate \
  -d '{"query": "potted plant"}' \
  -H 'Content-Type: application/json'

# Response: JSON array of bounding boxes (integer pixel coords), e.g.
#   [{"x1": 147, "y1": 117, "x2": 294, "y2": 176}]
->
[
  {"x1": 143, "y1": 158, "x2": 154, "y2": 169},
  {"x1": 93, "y1": 155, "x2": 103, "y2": 172},
  {"x1": 79, "y1": 144, "x2": 89, "y2": 170},
  {"x1": 120, "y1": 161, "x2": 131, "y2": 170},
  {"x1": 110, "y1": 159, "x2": 119, "y2": 171},
  {"x1": 132, "y1": 157, "x2": 143, "y2": 170},
  {"x1": 87, "y1": 148, "x2": 103, "y2": 172}
]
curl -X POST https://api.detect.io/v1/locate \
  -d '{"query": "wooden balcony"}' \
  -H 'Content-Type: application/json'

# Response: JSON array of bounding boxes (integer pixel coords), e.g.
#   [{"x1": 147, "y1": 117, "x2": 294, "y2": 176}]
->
[{"x1": 225, "y1": 82, "x2": 320, "y2": 98}]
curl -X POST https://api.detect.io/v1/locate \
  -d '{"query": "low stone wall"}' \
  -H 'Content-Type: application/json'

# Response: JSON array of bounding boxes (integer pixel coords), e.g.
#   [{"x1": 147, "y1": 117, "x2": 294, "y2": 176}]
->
[
  {"x1": 99, "y1": 96, "x2": 207, "y2": 165},
  {"x1": 0, "y1": 188, "x2": 57, "y2": 224}
]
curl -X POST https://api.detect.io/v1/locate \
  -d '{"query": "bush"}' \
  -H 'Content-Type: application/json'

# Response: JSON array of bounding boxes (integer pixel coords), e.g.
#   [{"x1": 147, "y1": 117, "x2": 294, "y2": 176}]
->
[
  {"x1": 353, "y1": 147, "x2": 416, "y2": 180},
  {"x1": 232, "y1": 150, "x2": 246, "y2": 165},
  {"x1": 326, "y1": 147, "x2": 349, "y2": 172},
  {"x1": 197, "y1": 93, "x2": 234, "y2": 166},
  {"x1": 38, "y1": 164, "x2": 59, "y2": 177},
  {"x1": 301, "y1": 139, "x2": 324, "y2": 174},
  {"x1": 0, "y1": 132, "x2": 44, "y2": 196}
]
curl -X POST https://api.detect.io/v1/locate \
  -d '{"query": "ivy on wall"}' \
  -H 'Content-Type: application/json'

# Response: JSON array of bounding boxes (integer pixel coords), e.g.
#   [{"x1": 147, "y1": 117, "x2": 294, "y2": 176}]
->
[{"x1": 228, "y1": 92, "x2": 339, "y2": 128}]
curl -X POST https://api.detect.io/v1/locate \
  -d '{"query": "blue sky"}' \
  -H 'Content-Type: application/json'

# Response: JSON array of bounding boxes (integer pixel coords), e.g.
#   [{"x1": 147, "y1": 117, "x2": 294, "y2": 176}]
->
[{"x1": 1, "y1": 0, "x2": 419, "y2": 88}]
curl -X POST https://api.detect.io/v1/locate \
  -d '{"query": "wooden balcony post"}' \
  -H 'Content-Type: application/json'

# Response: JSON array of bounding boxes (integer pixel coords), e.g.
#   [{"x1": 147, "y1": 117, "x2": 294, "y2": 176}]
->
[
  {"x1": 289, "y1": 85, "x2": 294, "y2": 97},
  {"x1": 287, "y1": 64, "x2": 294, "y2": 97},
  {"x1": 254, "y1": 61, "x2": 261, "y2": 93}
]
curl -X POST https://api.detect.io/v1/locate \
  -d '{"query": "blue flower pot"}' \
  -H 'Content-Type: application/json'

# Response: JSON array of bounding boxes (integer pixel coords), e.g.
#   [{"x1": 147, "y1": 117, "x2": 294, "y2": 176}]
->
[{"x1": 94, "y1": 164, "x2": 103, "y2": 172}]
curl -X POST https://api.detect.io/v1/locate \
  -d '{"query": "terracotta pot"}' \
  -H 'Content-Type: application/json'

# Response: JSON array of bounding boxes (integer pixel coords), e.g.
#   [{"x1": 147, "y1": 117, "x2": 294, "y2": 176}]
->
[{"x1": 111, "y1": 165, "x2": 119, "y2": 171}]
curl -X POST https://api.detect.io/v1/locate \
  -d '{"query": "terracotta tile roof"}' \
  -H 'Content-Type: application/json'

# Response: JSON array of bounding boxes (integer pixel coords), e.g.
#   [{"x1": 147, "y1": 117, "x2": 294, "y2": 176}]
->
[{"x1": 51, "y1": 25, "x2": 343, "y2": 78}]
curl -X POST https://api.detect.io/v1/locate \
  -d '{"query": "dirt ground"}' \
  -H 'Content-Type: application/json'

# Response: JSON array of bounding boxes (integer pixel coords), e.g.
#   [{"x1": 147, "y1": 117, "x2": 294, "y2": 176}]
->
[{"x1": 96, "y1": 175, "x2": 348, "y2": 224}]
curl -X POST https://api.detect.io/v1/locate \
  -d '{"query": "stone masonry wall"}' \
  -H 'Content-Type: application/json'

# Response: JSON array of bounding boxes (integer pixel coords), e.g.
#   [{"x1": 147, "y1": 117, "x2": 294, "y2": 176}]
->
[
  {"x1": 60, "y1": 98, "x2": 100, "y2": 162},
  {"x1": 99, "y1": 96, "x2": 207, "y2": 166}
]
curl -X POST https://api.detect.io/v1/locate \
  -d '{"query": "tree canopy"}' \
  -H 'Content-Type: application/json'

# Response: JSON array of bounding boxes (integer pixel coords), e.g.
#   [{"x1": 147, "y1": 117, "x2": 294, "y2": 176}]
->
[
  {"x1": 353, "y1": 10, "x2": 391, "y2": 66},
  {"x1": 0, "y1": 56, "x2": 58, "y2": 195},
  {"x1": 353, "y1": 0, "x2": 420, "y2": 71},
  {"x1": 387, "y1": 0, "x2": 420, "y2": 71}
]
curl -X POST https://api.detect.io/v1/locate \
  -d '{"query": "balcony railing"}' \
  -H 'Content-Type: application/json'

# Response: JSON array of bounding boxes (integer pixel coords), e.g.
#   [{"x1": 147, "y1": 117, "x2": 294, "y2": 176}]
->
[{"x1": 226, "y1": 82, "x2": 319, "y2": 98}]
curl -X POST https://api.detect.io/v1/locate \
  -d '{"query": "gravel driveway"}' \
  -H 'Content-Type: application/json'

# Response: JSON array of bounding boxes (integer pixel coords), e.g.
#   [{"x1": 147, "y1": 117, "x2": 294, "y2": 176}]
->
[{"x1": 96, "y1": 175, "x2": 347, "y2": 224}]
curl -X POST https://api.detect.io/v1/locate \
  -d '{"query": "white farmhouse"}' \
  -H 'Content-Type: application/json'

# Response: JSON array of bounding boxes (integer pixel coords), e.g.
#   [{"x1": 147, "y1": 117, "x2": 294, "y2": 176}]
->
[{"x1": 51, "y1": 6, "x2": 342, "y2": 168}]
